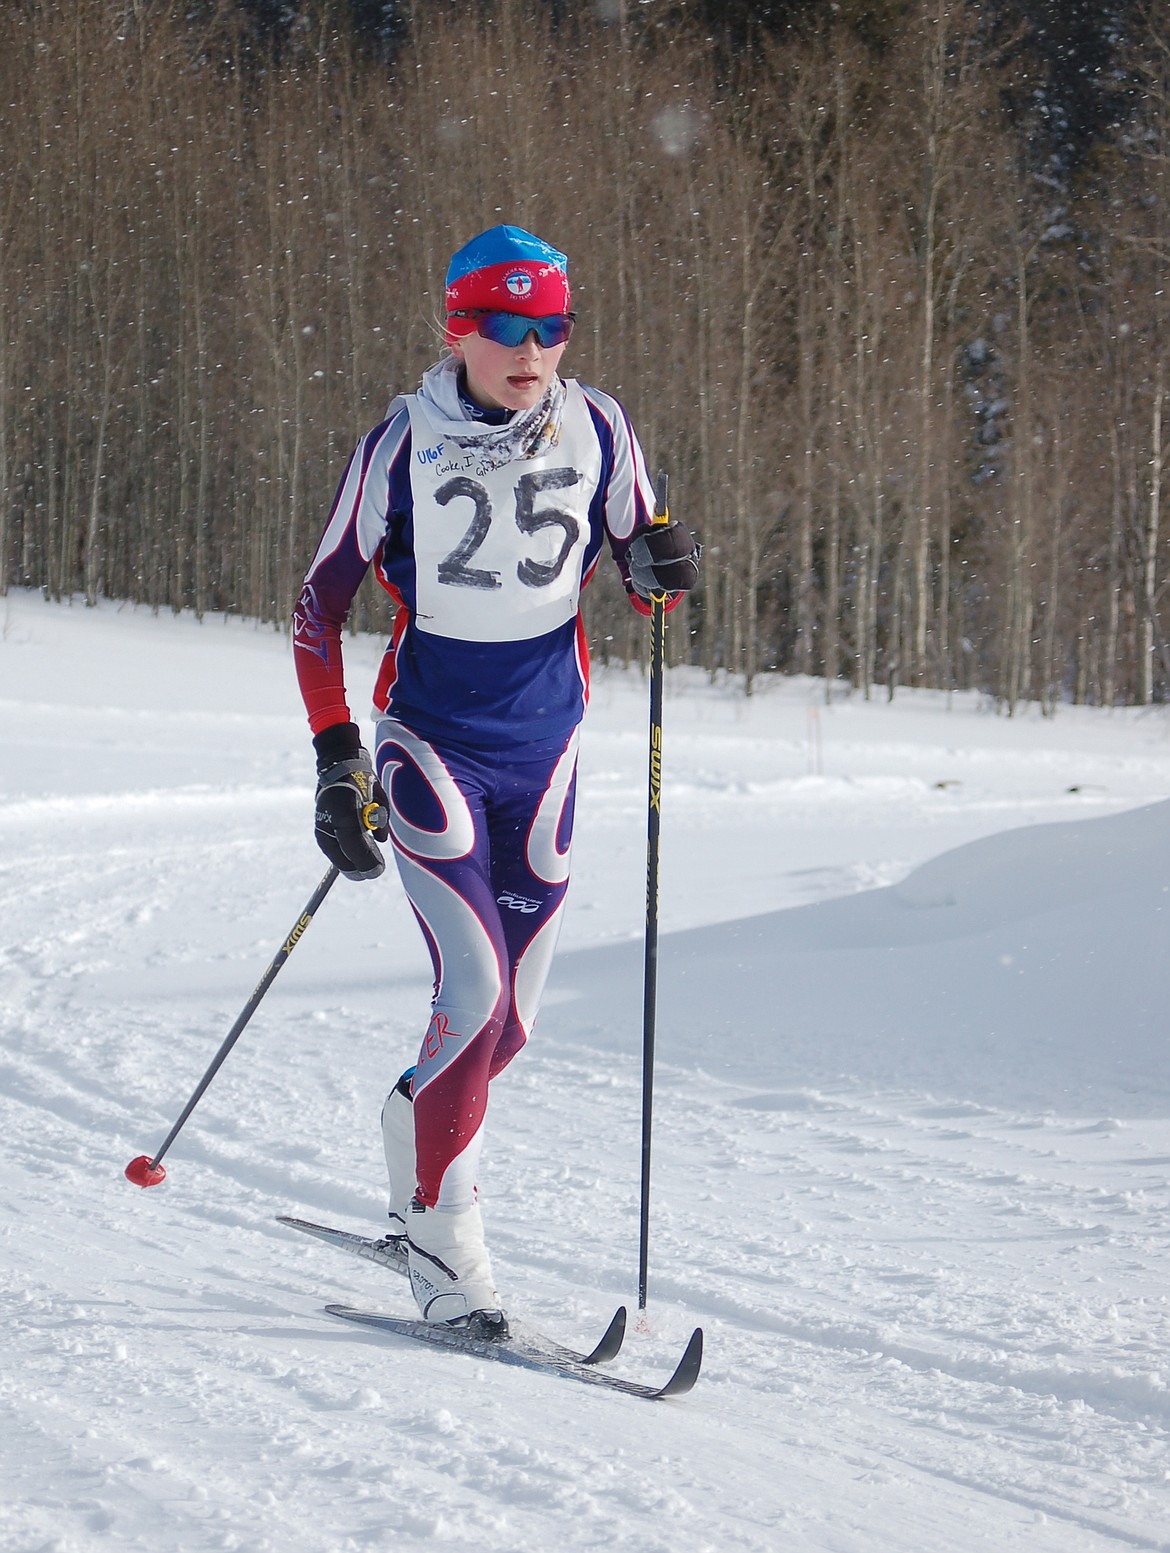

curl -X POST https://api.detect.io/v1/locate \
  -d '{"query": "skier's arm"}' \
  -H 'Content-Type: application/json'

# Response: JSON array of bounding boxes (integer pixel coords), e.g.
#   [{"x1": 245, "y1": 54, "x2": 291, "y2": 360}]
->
[
  {"x1": 294, "y1": 571, "x2": 361, "y2": 735},
  {"x1": 293, "y1": 416, "x2": 404, "y2": 734},
  {"x1": 294, "y1": 416, "x2": 407, "y2": 880}
]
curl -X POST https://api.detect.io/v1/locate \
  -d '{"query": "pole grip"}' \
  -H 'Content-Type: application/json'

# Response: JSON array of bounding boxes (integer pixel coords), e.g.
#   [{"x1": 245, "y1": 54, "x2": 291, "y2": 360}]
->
[{"x1": 652, "y1": 472, "x2": 670, "y2": 527}]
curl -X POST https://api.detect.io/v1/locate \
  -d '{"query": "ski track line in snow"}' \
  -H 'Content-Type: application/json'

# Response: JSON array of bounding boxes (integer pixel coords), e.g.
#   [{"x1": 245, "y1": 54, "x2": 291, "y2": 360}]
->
[
  {"x1": 7, "y1": 598, "x2": 1170, "y2": 1552},
  {"x1": 657, "y1": 1088, "x2": 1170, "y2": 1415},
  {"x1": 9, "y1": 1028, "x2": 1163, "y2": 1550},
  {"x1": 647, "y1": 1273, "x2": 1170, "y2": 1431},
  {"x1": 488, "y1": 1050, "x2": 1170, "y2": 1541},
  {"x1": 899, "y1": 1455, "x2": 1170, "y2": 1553}
]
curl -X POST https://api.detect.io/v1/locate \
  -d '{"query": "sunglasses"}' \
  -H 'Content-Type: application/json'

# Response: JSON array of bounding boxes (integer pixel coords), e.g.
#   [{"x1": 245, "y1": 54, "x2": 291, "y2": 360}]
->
[{"x1": 450, "y1": 310, "x2": 576, "y2": 348}]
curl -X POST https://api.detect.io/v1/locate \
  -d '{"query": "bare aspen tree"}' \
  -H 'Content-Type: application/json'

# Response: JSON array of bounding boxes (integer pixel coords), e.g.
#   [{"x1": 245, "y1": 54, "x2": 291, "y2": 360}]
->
[
  {"x1": 1004, "y1": 217, "x2": 1040, "y2": 713},
  {"x1": 1038, "y1": 406, "x2": 1066, "y2": 715},
  {"x1": 845, "y1": 173, "x2": 897, "y2": 699},
  {"x1": 818, "y1": 42, "x2": 865, "y2": 697},
  {"x1": 1142, "y1": 366, "x2": 1165, "y2": 704},
  {"x1": 1126, "y1": 6, "x2": 1170, "y2": 703},
  {"x1": 780, "y1": 28, "x2": 843, "y2": 678},
  {"x1": 888, "y1": 0, "x2": 985, "y2": 685},
  {"x1": 0, "y1": 36, "x2": 28, "y2": 596}
]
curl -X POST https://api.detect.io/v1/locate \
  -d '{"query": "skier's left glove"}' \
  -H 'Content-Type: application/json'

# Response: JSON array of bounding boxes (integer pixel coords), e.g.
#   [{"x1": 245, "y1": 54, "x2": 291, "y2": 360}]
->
[
  {"x1": 627, "y1": 519, "x2": 701, "y2": 600},
  {"x1": 312, "y1": 722, "x2": 390, "y2": 882}
]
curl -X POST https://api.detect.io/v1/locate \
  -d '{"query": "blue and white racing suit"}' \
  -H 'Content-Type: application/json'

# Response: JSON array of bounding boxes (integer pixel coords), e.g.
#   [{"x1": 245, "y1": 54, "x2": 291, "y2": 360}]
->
[{"x1": 294, "y1": 358, "x2": 671, "y2": 1206}]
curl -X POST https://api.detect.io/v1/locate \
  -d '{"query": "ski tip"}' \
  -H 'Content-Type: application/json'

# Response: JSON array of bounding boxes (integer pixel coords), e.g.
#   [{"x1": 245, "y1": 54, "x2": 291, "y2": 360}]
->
[
  {"x1": 656, "y1": 1326, "x2": 704, "y2": 1400},
  {"x1": 275, "y1": 1213, "x2": 322, "y2": 1236},
  {"x1": 582, "y1": 1306, "x2": 628, "y2": 1366}
]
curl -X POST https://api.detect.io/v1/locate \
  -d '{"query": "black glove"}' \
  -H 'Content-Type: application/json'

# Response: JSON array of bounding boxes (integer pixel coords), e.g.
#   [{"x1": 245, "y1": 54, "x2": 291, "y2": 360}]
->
[
  {"x1": 313, "y1": 722, "x2": 390, "y2": 881},
  {"x1": 627, "y1": 519, "x2": 701, "y2": 600}
]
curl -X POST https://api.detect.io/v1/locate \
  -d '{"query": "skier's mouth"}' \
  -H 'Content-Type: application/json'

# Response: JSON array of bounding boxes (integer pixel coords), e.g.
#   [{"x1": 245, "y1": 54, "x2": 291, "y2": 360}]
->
[{"x1": 508, "y1": 374, "x2": 539, "y2": 390}]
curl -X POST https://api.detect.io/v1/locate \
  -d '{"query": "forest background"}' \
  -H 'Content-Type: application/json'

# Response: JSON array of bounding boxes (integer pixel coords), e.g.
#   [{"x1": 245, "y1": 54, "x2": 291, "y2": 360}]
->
[{"x1": 2, "y1": 0, "x2": 1168, "y2": 710}]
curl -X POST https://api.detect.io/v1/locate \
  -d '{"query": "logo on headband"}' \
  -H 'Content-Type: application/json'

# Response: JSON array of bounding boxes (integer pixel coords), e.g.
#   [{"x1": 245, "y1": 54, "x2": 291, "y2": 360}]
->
[{"x1": 504, "y1": 270, "x2": 535, "y2": 298}]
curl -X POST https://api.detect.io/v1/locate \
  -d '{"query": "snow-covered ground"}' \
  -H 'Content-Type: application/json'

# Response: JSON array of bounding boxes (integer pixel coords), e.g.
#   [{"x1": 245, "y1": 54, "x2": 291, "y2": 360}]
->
[{"x1": 2, "y1": 588, "x2": 1170, "y2": 1553}]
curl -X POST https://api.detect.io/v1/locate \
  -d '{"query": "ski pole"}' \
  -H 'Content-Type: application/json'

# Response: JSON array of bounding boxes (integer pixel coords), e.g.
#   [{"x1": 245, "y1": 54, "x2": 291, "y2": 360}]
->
[
  {"x1": 639, "y1": 470, "x2": 669, "y2": 1310},
  {"x1": 125, "y1": 862, "x2": 342, "y2": 1187}
]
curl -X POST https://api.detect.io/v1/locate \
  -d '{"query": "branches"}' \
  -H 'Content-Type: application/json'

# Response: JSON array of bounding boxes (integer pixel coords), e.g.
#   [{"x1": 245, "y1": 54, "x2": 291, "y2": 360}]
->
[{"x1": 0, "y1": 0, "x2": 1167, "y2": 707}]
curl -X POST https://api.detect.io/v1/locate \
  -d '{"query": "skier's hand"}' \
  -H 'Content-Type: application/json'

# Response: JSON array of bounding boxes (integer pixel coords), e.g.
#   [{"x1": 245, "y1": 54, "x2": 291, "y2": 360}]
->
[
  {"x1": 627, "y1": 519, "x2": 701, "y2": 600},
  {"x1": 312, "y1": 723, "x2": 390, "y2": 881}
]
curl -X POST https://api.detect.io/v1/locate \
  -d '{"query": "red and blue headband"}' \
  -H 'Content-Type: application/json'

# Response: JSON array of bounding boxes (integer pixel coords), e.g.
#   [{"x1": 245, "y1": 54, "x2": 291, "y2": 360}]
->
[{"x1": 445, "y1": 225, "x2": 571, "y2": 341}]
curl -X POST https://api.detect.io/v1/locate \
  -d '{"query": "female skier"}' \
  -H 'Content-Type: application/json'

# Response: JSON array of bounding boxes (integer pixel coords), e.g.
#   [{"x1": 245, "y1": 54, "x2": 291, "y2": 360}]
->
[{"x1": 293, "y1": 225, "x2": 699, "y2": 1334}]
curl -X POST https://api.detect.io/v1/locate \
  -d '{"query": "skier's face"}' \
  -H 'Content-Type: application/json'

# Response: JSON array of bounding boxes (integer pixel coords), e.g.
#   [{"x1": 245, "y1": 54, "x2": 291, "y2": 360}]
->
[{"x1": 452, "y1": 327, "x2": 566, "y2": 413}]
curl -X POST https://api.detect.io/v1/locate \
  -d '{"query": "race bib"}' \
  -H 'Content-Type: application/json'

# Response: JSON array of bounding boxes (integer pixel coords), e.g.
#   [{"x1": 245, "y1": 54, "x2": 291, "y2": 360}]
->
[{"x1": 405, "y1": 383, "x2": 602, "y2": 643}]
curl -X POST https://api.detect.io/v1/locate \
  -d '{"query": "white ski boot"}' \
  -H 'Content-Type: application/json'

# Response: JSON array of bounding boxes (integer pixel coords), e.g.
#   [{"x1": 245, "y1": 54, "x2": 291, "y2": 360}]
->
[
  {"x1": 379, "y1": 1073, "x2": 416, "y2": 1244},
  {"x1": 406, "y1": 1196, "x2": 507, "y2": 1335}
]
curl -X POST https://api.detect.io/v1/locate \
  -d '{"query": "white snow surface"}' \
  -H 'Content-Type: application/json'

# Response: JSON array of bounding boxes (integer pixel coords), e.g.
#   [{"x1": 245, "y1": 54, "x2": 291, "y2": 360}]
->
[{"x1": 3, "y1": 589, "x2": 1170, "y2": 1553}]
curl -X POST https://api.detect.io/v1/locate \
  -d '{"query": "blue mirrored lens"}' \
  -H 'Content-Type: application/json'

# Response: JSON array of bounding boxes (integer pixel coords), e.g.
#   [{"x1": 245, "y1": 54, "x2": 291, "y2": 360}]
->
[{"x1": 476, "y1": 312, "x2": 575, "y2": 348}]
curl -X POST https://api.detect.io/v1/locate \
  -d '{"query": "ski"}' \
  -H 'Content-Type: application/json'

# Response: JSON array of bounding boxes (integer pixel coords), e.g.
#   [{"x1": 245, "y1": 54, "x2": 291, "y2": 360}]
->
[
  {"x1": 277, "y1": 1213, "x2": 410, "y2": 1277},
  {"x1": 324, "y1": 1303, "x2": 704, "y2": 1401},
  {"x1": 276, "y1": 1213, "x2": 627, "y2": 1368}
]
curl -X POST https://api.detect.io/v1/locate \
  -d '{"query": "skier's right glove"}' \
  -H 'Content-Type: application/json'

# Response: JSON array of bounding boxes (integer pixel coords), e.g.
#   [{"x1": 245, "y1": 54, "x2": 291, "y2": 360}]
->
[{"x1": 312, "y1": 722, "x2": 390, "y2": 882}]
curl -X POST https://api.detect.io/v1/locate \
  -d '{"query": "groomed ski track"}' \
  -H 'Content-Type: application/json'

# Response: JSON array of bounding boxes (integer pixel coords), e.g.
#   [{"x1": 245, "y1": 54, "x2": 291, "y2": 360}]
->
[{"x1": 3, "y1": 593, "x2": 1170, "y2": 1552}]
